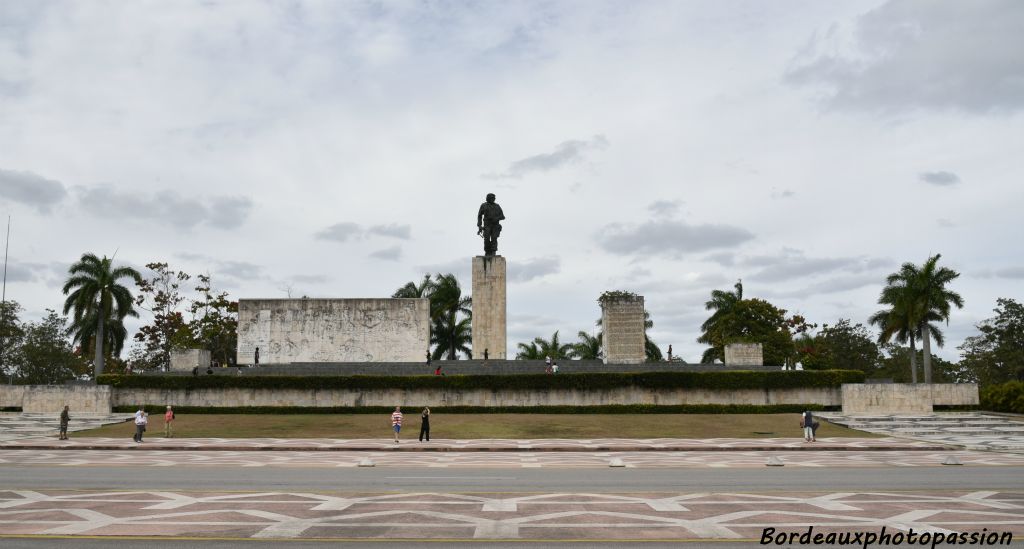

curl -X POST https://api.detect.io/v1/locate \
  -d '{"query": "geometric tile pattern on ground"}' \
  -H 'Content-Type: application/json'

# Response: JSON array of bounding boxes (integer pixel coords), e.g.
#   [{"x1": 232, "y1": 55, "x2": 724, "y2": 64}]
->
[
  {"x1": 0, "y1": 413, "x2": 133, "y2": 442},
  {"x1": 0, "y1": 437, "x2": 953, "y2": 451},
  {"x1": 819, "y1": 413, "x2": 1024, "y2": 453},
  {"x1": 3, "y1": 449, "x2": 1024, "y2": 468},
  {"x1": 0, "y1": 490, "x2": 1021, "y2": 540}
]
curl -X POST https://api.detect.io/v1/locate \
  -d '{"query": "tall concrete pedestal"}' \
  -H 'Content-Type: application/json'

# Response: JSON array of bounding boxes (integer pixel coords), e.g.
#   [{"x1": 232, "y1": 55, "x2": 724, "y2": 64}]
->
[{"x1": 472, "y1": 256, "x2": 507, "y2": 359}]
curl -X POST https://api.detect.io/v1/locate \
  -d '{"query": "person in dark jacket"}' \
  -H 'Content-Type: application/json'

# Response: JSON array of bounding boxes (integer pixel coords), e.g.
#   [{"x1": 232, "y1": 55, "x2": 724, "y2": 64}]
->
[
  {"x1": 802, "y1": 410, "x2": 815, "y2": 442},
  {"x1": 419, "y1": 407, "x2": 431, "y2": 442},
  {"x1": 59, "y1": 405, "x2": 70, "y2": 440}
]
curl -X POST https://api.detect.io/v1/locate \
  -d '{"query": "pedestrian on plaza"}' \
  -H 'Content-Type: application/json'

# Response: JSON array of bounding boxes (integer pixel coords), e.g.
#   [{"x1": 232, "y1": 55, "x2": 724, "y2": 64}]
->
[
  {"x1": 483, "y1": 348, "x2": 489, "y2": 361},
  {"x1": 254, "y1": 346, "x2": 260, "y2": 367},
  {"x1": 391, "y1": 406, "x2": 403, "y2": 443},
  {"x1": 545, "y1": 356, "x2": 552, "y2": 374},
  {"x1": 434, "y1": 364, "x2": 442, "y2": 376},
  {"x1": 191, "y1": 366, "x2": 199, "y2": 377},
  {"x1": 59, "y1": 405, "x2": 70, "y2": 440},
  {"x1": 426, "y1": 351, "x2": 431, "y2": 367},
  {"x1": 551, "y1": 361, "x2": 559, "y2": 374},
  {"x1": 164, "y1": 405, "x2": 175, "y2": 438},
  {"x1": 419, "y1": 407, "x2": 431, "y2": 442},
  {"x1": 133, "y1": 407, "x2": 148, "y2": 443},
  {"x1": 800, "y1": 410, "x2": 815, "y2": 443}
]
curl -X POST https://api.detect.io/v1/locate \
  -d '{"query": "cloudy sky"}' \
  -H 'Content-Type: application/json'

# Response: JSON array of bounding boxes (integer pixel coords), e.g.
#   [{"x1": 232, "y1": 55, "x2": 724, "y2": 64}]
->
[{"x1": 1, "y1": 0, "x2": 1022, "y2": 362}]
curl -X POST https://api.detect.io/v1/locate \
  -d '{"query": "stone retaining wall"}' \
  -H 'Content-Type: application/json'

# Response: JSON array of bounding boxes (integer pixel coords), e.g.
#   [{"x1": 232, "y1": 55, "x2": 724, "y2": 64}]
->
[
  {"x1": 0, "y1": 384, "x2": 112, "y2": 413},
  {"x1": 113, "y1": 386, "x2": 841, "y2": 408},
  {"x1": 841, "y1": 383, "x2": 979, "y2": 413}
]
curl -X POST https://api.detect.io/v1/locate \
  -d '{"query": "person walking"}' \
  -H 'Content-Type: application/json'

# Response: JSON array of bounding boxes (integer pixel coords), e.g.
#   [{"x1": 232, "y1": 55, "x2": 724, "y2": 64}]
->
[
  {"x1": 801, "y1": 410, "x2": 815, "y2": 443},
  {"x1": 391, "y1": 406, "x2": 403, "y2": 444},
  {"x1": 419, "y1": 407, "x2": 431, "y2": 442},
  {"x1": 58, "y1": 405, "x2": 70, "y2": 440},
  {"x1": 164, "y1": 405, "x2": 175, "y2": 438},
  {"x1": 133, "y1": 408, "x2": 148, "y2": 443}
]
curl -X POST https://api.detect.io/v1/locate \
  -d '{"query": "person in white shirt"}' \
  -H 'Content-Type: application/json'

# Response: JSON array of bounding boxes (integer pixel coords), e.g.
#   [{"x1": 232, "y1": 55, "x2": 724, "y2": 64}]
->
[{"x1": 133, "y1": 408, "x2": 148, "y2": 443}]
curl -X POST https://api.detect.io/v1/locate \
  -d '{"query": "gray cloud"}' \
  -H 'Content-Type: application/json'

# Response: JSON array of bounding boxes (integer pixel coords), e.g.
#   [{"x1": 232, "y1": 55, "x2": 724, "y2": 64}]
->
[
  {"x1": 937, "y1": 218, "x2": 956, "y2": 228},
  {"x1": 485, "y1": 135, "x2": 608, "y2": 179},
  {"x1": 367, "y1": 223, "x2": 412, "y2": 240},
  {"x1": 369, "y1": 245, "x2": 402, "y2": 261},
  {"x1": 416, "y1": 258, "x2": 471, "y2": 281},
  {"x1": 976, "y1": 267, "x2": 1024, "y2": 279},
  {"x1": 508, "y1": 256, "x2": 561, "y2": 282},
  {"x1": 706, "y1": 249, "x2": 892, "y2": 283},
  {"x1": 768, "y1": 273, "x2": 881, "y2": 298},
  {"x1": 218, "y1": 260, "x2": 263, "y2": 281},
  {"x1": 317, "y1": 222, "x2": 412, "y2": 242},
  {"x1": 785, "y1": 0, "x2": 1024, "y2": 114},
  {"x1": 291, "y1": 274, "x2": 331, "y2": 284},
  {"x1": 315, "y1": 222, "x2": 362, "y2": 242},
  {"x1": 75, "y1": 186, "x2": 251, "y2": 229},
  {"x1": 771, "y1": 190, "x2": 796, "y2": 199},
  {"x1": 596, "y1": 220, "x2": 754, "y2": 257},
  {"x1": 0, "y1": 169, "x2": 68, "y2": 213},
  {"x1": 919, "y1": 171, "x2": 960, "y2": 186},
  {"x1": 647, "y1": 200, "x2": 682, "y2": 216}
]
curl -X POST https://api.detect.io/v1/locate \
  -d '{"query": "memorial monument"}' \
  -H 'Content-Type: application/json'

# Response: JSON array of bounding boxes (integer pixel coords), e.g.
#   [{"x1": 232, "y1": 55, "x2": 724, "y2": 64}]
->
[
  {"x1": 472, "y1": 193, "x2": 507, "y2": 359},
  {"x1": 237, "y1": 298, "x2": 430, "y2": 364},
  {"x1": 600, "y1": 292, "x2": 646, "y2": 364}
]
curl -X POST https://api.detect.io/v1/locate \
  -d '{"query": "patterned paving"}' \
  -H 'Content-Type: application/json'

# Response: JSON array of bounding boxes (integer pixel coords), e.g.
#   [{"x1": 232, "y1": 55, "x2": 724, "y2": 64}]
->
[
  {"x1": 820, "y1": 413, "x2": 1024, "y2": 452},
  {"x1": 0, "y1": 436, "x2": 952, "y2": 451},
  {"x1": 0, "y1": 413, "x2": 133, "y2": 442},
  {"x1": 0, "y1": 489, "x2": 1021, "y2": 539},
  {"x1": 2, "y1": 448, "x2": 1023, "y2": 468}
]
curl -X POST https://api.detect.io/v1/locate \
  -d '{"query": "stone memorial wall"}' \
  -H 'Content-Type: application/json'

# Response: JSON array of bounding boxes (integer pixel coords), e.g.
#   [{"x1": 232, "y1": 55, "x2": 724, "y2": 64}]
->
[
  {"x1": 601, "y1": 295, "x2": 646, "y2": 364},
  {"x1": 724, "y1": 343, "x2": 763, "y2": 366},
  {"x1": 237, "y1": 298, "x2": 430, "y2": 364}
]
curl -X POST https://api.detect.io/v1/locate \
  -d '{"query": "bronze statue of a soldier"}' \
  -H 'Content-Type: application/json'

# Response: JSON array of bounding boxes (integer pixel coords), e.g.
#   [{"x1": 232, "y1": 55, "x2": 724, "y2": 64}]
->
[{"x1": 476, "y1": 193, "x2": 505, "y2": 256}]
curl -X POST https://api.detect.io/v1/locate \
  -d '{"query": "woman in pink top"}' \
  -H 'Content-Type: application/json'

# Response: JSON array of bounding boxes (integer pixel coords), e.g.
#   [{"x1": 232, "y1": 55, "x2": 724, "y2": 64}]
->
[{"x1": 164, "y1": 406, "x2": 175, "y2": 438}]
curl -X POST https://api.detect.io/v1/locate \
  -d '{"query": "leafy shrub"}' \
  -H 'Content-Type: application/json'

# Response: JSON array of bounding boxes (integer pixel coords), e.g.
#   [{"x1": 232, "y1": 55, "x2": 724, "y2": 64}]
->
[
  {"x1": 980, "y1": 381, "x2": 1024, "y2": 414},
  {"x1": 98, "y1": 370, "x2": 863, "y2": 391}
]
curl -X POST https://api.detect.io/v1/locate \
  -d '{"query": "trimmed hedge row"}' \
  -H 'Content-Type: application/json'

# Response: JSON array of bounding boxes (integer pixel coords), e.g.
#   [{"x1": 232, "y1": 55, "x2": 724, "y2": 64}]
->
[
  {"x1": 98, "y1": 370, "x2": 864, "y2": 391},
  {"x1": 116, "y1": 403, "x2": 834, "y2": 415},
  {"x1": 980, "y1": 381, "x2": 1024, "y2": 414}
]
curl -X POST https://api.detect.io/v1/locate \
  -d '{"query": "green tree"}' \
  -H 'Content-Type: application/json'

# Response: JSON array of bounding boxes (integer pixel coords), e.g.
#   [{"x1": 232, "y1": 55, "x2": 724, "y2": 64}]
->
[
  {"x1": 428, "y1": 273, "x2": 472, "y2": 360},
  {"x1": 188, "y1": 274, "x2": 238, "y2": 366},
  {"x1": 430, "y1": 315, "x2": 472, "y2": 360},
  {"x1": 876, "y1": 344, "x2": 961, "y2": 383},
  {"x1": 132, "y1": 262, "x2": 194, "y2": 371},
  {"x1": 530, "y1": 330, "x2": 574, "y2": 360},
  {"x1": 958, "y1": 298, "x2": 1024, "y2": 386},
  {"x1": 392, "y1": 274, "x2": 433, "y2": 298},
  {"x1": 571, "y1": 330, "x2": 602, "y2": 360},
  {"x1": 700, "y1": 297, "x2": 794, "y2": 366},
  {"x1": 869, "y1": 292, "x2": 924, "y2": 383},
  {"x1": 62, "y1": 253, "x2": 142, "y2": 378},
  {"x1": 801, "y1": 319, "x2": 881, "y2": 374},
  {"x1": 515, "y1": 341, "x2": 543, "y2": 360},
  {"x1": 873, "y1": 255, "x2": 963, "y2": 384},
  {"x1": 0, "y1": 300, "x2": 25, "y2": 379},
  {"x1": 697, "y1": 280, "x2": 744, "y2": 362},
  {"x1": 914, "y1": 254, "x2": 964, "y2": 384},
  {"x1": 9, "y1": 310, "x2": 89, "y2": 384}
]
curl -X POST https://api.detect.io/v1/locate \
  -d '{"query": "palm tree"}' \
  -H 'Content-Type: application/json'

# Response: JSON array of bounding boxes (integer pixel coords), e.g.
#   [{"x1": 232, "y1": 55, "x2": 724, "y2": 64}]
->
[
  {"x1": 62, "y1": 253, "x2": 142, "y2": 378},
  {"x1": 698, "y1": 279, "x2": 743, "y2": 362},
  {"x1": 532, "y1": 330, "x2": 574, "y2": 360},
  {"x1": 913, "y1": 254, "x2": 964, "y2": 383},
  {"x1": 392, "y1": 274, "x2": 433, "y2": 299},
  {"x1": 571, "y1": 330, "x2": 602, "y2": 360},
  {"x1": 871, "y1": 255, "x2": 963, "y2": 384},
  {"x1": 869, "y1": 299, "x2": 921, "y2": 383},
  {"x1": 431, "y1": 315, "x2": 472, "y2": 360},
  {"x1": 515, "y1": 341, "x2": 543, "y2": 360},
  {"x1": 429, "y1": 273, "x2": 472, "y2": 360}
]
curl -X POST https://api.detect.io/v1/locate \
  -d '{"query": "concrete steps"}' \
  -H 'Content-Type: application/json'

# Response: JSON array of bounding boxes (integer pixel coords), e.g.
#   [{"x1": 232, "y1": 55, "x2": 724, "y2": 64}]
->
[{"x1": 818, "y1": 412, "x2": 1024, "y2": 452}]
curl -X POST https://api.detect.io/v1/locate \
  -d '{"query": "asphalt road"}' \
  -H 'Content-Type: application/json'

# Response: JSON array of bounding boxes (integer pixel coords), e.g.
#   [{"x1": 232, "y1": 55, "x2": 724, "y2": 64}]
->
[{"x1": 2, "y1": 465, "x2": 1023, "y2": 492}]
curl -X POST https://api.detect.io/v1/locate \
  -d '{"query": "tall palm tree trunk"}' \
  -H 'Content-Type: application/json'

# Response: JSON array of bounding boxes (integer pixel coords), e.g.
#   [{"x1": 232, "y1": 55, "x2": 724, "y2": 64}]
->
[
  {"x1": 908, "y1": 336, "x2": 917, "y2": 384},
  {"x1": 94, "y1": 314, "x2": 105, "y2": 379},
  {"x1": 921, "y1": 324, "x2": 933, "y2": 384}
]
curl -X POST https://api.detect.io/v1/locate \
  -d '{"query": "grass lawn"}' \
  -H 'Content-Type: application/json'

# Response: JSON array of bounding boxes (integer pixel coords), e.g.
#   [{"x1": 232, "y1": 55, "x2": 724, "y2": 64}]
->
[{"x1": 74, "y1": 413, "x2": 877, "y2": 439}]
